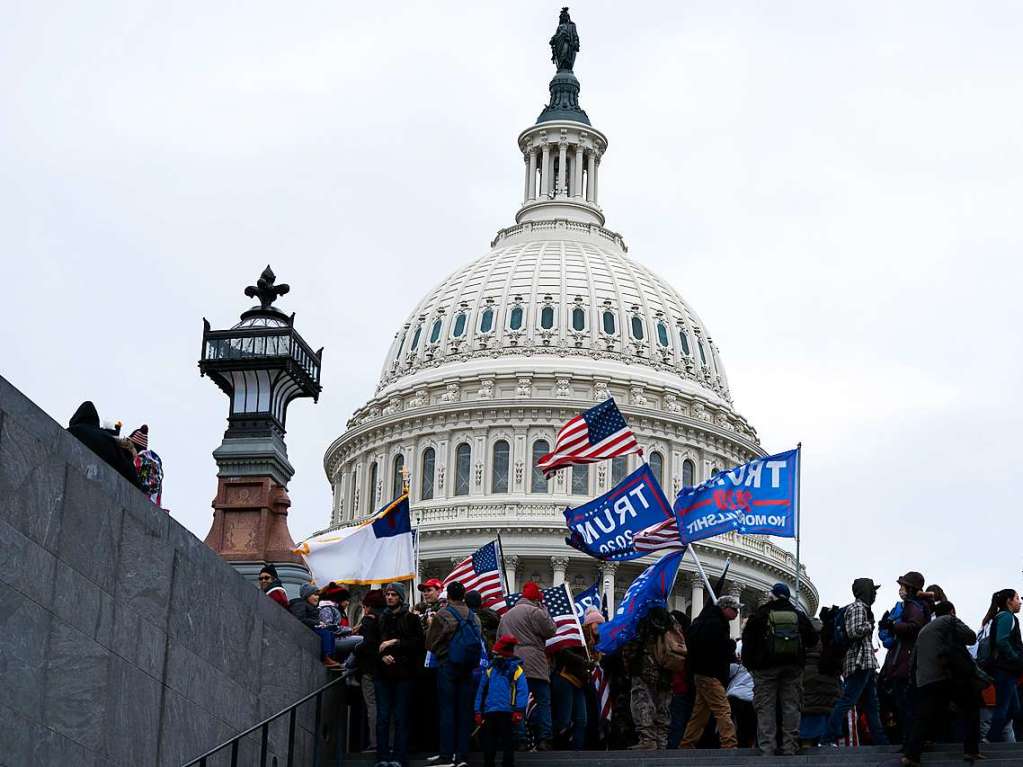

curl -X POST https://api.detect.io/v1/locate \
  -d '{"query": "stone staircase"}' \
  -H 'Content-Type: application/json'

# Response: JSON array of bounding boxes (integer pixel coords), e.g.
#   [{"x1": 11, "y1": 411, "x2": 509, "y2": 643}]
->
[{"x1": 345, "y1": 744, "x2": 1023, "y2": 766}]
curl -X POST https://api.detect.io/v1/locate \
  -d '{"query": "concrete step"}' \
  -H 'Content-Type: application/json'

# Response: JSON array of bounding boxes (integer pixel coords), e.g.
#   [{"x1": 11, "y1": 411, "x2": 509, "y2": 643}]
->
[{"x1": 343, "y1": 743, "x2": 1023, "y2": 766}]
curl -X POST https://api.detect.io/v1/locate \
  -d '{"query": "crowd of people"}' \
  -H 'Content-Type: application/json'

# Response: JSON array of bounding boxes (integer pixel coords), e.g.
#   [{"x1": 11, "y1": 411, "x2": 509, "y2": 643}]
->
[{"x1": 256, "y1": 564, "x2": 1023, "y2": 767}]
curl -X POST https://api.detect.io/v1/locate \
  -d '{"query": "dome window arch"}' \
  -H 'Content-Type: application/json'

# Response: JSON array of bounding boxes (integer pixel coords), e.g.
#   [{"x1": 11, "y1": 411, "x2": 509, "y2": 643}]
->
[
  {"x1": 698, "y1": 340, "x2": 708, "y2": 366},
  {"x1": 509, "y1": 307, "x2": 524, "y2": 330},
  {"x1": 492, "y1": 439, "x2": 510, "y2": 493},
  {"x1": 572, "y1": 306, "x2": 586, "y2": 332},
  {"x1": 656, "y1": 321, "x2": 669, "y2": 348},
  {"x1": 391, "y1": 453, "x2": 405, "y2": 499},
  {"x1": 630, "y1": 314, "x2": 645, "y2": 341},
  {"x1": 420, "y1": 447, "x2": 436, "y2": 501},
  {"x1": 682, "y1": 458, "x2": 696, "y2": 488},
  {"x1": 540, "y1": 305, "x2": 555, "y2": 330},
  {"x1": 452, "y1": 312, "x2": 467, "y2": 339},
  {"x1": 649, "y1": 451, "x2": 664, "y2": 486},
  {"x1": 368, "y1": 461, "x2": 378, "y2": 510},
  {"x1": 531, "y1": 439, "x2": 551, "y2": 493},
  {"x1": 610, "y1": 455, "x2": 628, "y2": 485},
  {"x1": 571, "y1": 464, "x2": 589, "y2": 495},
  {"x1": 678, "y1": 326, "x2": 691, "y2": 356},
  {"x1": 429, "y1": 318, "x2": 444, "y2": 344},
  {"x1": 479, "y1": 306, "x2": 495, "y2": 334},
  {"x1": 455, "y1": 443, "x2": 471, "y2": 496},
  {"x1": 601, "y1": 310, "x2": 616, "y2": 335}
]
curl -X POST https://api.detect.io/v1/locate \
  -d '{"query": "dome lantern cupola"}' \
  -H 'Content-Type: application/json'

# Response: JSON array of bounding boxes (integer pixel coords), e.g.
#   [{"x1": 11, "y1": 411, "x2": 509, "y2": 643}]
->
[{"x1": 516, "y1": 7, "x2": 607, "y2": 228}]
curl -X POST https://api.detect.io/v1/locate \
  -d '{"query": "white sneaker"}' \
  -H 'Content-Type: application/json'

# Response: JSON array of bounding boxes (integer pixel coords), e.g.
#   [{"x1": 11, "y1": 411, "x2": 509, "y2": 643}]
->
[{"x1": 425, "y1": 757, "x2": 443, "y2": 765}]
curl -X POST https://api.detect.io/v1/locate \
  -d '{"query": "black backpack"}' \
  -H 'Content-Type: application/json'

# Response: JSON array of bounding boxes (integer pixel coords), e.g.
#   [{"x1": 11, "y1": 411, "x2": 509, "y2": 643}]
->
[
  {"x1": 445, "y1": 606, "x2": 483, "y2": 669},
  {"x1": 818, "y1": 605, "x2": 849, "y2": 675}
]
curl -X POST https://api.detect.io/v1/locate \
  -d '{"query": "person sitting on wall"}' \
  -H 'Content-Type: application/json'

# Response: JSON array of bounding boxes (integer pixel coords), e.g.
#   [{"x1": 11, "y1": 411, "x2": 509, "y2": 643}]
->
[
  {"x1": 67, "y1": 401, "x2": 142, "y2": 489},
  {"x1": 258, "y1": 564, "x2": 289, "y2": 608},
  {"x1": 290, "y1": 583, "x2": 343, "y2": 671}
]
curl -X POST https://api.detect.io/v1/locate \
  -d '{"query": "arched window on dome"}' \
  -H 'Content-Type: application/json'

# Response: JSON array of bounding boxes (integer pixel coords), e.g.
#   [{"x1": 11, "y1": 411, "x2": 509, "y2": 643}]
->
[
  {"x1": 631, "y1": 315, "x2": 645, "y2": 340},
  {"x1": 479, "y1": 308, "x2": 495, "y2": 334},
  {"x1": 492, "y1": 440, "x2": 510, "y2": 493},
  {"x1": 540, "y1": 306, "x2": 555, "y2": 330},
  {"x1": 509, "y1": 306, "x2": 524, "y2": 331},
  {"x1": 348, "y1": 467, "x2": 357, "y2": 519},
  {"x1": 410, "y1": 324, "x2": 423, "y2": 355},
  {"x1": 649, "y1": 451, "x2": 664, "y2": 487},
  {"x1": 698, "y1": 340, "x2": 708, "y2": 366},
  {"x1": 656, "y1": 321, "x2": 669, "y2": 348},
  {"x1": 368, "y1": 461, "x2": 378, "y2": 510},
  {"x1": 682, "y1": 459, "x2": 695, "y2": 488},
  {"x1": 602, "y1": 311, "x2": 616, "y2": 335},
  {"x1": 678, "y1": 328, "x2": 691, "y2": 356},
  {"x1": 391, "y1": 454, "x2": 405, "y2": 499},
  {"x1": 455, "y1": 443, "x2": 471, "y2": 496},
  {"x1": 420, "y1": 448, "x2": 435, "y2": 501},
  {"x1": 611, "y1": 455, "x2": 627, "y2": 485},
  {"x1": 452, "y1": 312, "x2": 467, "y2": 338},
  {"x1": 531, "y1": 440, "x2": 551, "y2": 493},
  {"x1": 429, "y1": 318, "x2": 443, "y2": 344},
  {"x1": 572, "y1": 306, "x2": 586, "y2": 332},
  {"x1": 395, "y1": 327, "x2": 407, "y2": 359},
  {"x1": 571, "y1": 464, "x2": 589, "y2": 495}
]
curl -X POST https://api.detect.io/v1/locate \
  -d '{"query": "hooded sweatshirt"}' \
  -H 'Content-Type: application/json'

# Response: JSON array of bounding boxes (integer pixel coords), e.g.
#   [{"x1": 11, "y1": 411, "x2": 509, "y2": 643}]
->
[{"x1": 67, "y1": 402, "x2": 143, "y2": 489}]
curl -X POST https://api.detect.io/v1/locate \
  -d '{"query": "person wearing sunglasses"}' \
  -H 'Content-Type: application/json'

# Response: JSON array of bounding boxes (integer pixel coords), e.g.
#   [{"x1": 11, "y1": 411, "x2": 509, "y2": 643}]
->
[{"x1": 258, "y1": 564, "x2": 289, "y2": 608}]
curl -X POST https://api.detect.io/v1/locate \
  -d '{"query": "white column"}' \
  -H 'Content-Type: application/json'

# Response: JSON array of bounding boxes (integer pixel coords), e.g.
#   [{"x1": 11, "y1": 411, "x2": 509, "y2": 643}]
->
[
  {"x1": 601, "y1": 562, "x2": 618, "y2": 614},
  {"x1": 592, "y1": 153, "x2": 600, "y2": 205},
  {"x1": 551, "y1": 557, "x2": 569, "y2": 586},
  {"x1": 527, "y1": 149, "x2": 538, "y2": 200},
  {"x1": 522, "y1": 152, "x2": 531, "y2": 204},
  {"x1": 689, "y1": 575, "x2": 704, "y2": 620},
  {"x1": 574, "y1": 145, "x2": 584, "y2": 198},
  {"x1": 540, "y1": 144, "x2": 551, "y2": 197},
  {"x1": 504, "y1": 555, "x2": 520, "y2": 593},
  {"x1": 586, "y1": 150, "x2": 595, "y2": 202},
  {"x1": 557, "y1": 141, "x2": 568, "y2": 197}
]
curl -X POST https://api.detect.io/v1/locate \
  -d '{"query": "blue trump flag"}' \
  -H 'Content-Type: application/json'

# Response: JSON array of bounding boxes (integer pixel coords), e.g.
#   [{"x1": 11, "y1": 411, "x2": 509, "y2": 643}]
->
[
  {"x1": 674, "y1": 448, "x2": 799, "y2": 544},
  {"x1": 596, "y1": 549, "x2": 684, "y2": 655},
  {"x1": 573, "y1": 580, "x2": 603, "y2": 621},
  {"x1": 563, "y1": 464, "x2": 674, "y2": 562}
]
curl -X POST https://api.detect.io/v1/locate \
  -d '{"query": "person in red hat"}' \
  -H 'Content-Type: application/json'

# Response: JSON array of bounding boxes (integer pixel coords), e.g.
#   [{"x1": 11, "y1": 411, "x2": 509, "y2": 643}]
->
[
  {"x1": 415, "y1": 578, "x2": 445, "y2": 627},
  {"x1": 476, "y1": 635, "x2": 529, "y2": 767},
  {"x1": 497, "y1": 581, "x2": 557, "y2": 749},
  {"x1": 412, "y1": 577, "x2": 445, "y2": 757}
]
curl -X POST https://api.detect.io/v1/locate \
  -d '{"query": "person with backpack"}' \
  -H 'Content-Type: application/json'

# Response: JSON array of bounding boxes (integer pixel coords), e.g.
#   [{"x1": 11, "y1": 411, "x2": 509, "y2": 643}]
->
[
  {"x1": 741, "y1": 582, "x2": 819, "y2": 755},
  {"x1": 679, "y1": 595, "x2": 741, "y2": 749},
  {"x1": 878, "y1": 571, "x2": 934, "y2": 743},
  {"x1": 497, "y1": 581, "x2": 557, "y2": 750},
  {"x1": 475, "y1": 635, "x2": 529, "y2": 767},
  {"x1": 824, "y1": 578, "x2": 890, "y2": 745},
  {"x1": 622, "y1": 607, "x2": 686, "y2": 750},
  {"x1": 901, "y1": 601, "x2": 983, "y2": 766},
  {"x1": 799, "y1": 616, "x2": 841, "y2": 747},
  {"x1": 425, "y1": 580, "x2": 483, "y2": 767},
  {"x1": 978, "y1": 588, "x2": 1023, "y2": 743}
]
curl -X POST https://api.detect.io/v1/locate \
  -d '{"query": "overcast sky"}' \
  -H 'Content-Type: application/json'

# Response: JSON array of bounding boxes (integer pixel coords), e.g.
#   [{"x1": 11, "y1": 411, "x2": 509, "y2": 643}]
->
[{"x1": 3, "y1": 2, "x2": 1021, "y2": 627}]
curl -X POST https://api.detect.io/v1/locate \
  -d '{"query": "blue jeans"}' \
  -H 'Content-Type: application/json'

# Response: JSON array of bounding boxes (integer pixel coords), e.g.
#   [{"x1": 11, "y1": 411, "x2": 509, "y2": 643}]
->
[
  {"x1": 437, "y1": 663, "x2": 475, "y2": 759},
  {"x1": 374, "y1": 677, "x2": 412, "y2": 764},
  {"x1": 667, "y1": 691, "x2": 693, "y2": 749},
  {"x1": 526, "y1": 678, "x2": 553, "y2": 743},
  {"x1": 988, "y1": 669, "x2": 1021, "y2": 742},
  {"x1": 826, "y1": 669, "x2": 889, "y2": 745},
  {"x1": 551, "y1": 674, "x2": 587, "y2": 749},
  {"x1": 314, "y1": 627, "x2": 335, "y2": 658}
]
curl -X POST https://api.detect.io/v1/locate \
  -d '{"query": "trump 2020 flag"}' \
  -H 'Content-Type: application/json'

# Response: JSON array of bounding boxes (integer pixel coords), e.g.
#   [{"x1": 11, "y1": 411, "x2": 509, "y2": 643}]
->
[
  {"x1": 572, "y1": 580, "x2": 603, "y2": 621},
  {"x1": 596, "y1": 549, "x2": 683, "y2": 655},
  {"x1": 296, "y1": 494, "x2": 415, "y2": 585},
  {"x1": 563, "y1": 464, "x2": 673, "y2": 562},
  {"x1": 674, "y1": 448, "x2": 799, "y2": 544}
]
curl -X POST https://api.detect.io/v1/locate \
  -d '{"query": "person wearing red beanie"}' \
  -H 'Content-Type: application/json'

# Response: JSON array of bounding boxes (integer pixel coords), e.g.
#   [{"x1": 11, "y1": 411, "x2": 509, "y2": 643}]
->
[{"x1": 497, "y1": 582, "x2": 557, "y2": 749}]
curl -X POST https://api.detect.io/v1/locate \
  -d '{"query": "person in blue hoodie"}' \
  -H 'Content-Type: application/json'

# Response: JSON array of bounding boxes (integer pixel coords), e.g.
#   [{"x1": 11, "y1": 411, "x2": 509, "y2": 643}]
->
[{"x1": 475, "y1": 634, "x2": 529, "y2": 767}]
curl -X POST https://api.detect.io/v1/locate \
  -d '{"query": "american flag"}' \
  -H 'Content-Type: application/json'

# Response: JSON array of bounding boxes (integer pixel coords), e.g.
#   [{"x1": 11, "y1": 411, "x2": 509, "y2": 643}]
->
[
  {"x1": 443, "y1": 540, "x2": 506, "y2": 606},
  {"x1": 537, "y1": 398, "x2": 641, "y2": 477},
  {"x1": 592, "y1": 665, "x2": 611, "y2": 724},
  {"x1": 494, "y1": 584, "x2": 585, "y2": 653},
  {"x1": 632, "y1": 516, "x2": 684, "y2": 554}
]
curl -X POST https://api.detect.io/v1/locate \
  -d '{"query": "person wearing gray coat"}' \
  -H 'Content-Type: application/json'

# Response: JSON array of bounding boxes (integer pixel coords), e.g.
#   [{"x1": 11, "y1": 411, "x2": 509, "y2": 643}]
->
[{"x1": 497, "y1": 581, "x2": 557, "y2": 749}]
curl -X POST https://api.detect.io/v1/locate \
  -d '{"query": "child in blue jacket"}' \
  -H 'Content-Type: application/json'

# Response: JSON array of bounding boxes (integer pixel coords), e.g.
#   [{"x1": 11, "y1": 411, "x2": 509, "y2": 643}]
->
[{"x1": 475, "y1": 634, "x2": 529, "y2": 767}]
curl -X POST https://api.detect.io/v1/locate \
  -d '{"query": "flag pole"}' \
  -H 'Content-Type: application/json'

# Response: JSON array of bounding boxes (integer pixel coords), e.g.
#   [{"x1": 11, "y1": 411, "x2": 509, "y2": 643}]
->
[
  {"x1": 686, "y1": 543, "x2": 717, "y2": 603},
  {"x1": 794, "y1": 442, "x2": 802, "y2": 606},
  {"x1": 496, "y1": 533, "x2": 510, "y2": 593}
]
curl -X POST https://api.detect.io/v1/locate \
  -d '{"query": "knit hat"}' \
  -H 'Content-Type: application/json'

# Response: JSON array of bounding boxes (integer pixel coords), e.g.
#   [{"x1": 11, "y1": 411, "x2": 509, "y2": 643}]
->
[
  {"x1": 897, "y1": 571, "x2": 925, "y2": 593},
  {"x1": 259, "y1": 563, "x2": 279, "y2": 579},
  {"x1": 583, "y1": 607, "x2": 605, "y2": 626},
  {"x1": 300, "y1": 583, "x2": 318, "y2": 600},
  {"x1": 522, "y1": 581, "x2": 542, "y2": 602},
  {"x1": 492, "y1": 634, "x2": 519, "y2": 658},
  {"x1": 362, "y1": 589, "x2": 386, "y2": 609},
  {"x1": 465, "y1": 590, "x2": 483, "y2": 610},
  {"x1": 129, "y1": 424, "x2": 149, "y2": 450},
  {"x1": 320, "y1": 582, "x2": 350, "y2": 603},
  {"x1": 771, "y1": 582, "x2": 791, "y2": 600},
  {"x1": 385, "y1": 582, "x2": 406, "y2": 602},
  {"x1": 717, "y1": 595, "x2": 742, "y2": 611}
]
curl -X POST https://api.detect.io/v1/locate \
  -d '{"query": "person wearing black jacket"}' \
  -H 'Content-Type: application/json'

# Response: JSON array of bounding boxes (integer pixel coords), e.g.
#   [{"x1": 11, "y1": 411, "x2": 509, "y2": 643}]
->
[
  {"x1": 679, "y1": 595, "x2": 740, "y2": 749},
  {"x1": 67, "y1": 401, "x2": 143, "y2": 489},
  {"x1": 367, "y1": 582, "x2": 424, "y2": 767},
  {"x1": 741, "y1": 583, "x2": 819, "y2": 756}
]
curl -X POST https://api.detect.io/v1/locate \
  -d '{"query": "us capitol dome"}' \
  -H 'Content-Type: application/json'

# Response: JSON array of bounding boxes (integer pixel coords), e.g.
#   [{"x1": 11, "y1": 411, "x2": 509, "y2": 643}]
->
[{"x1": 322, "y1": 10, "x2": 817, "y2": 630}]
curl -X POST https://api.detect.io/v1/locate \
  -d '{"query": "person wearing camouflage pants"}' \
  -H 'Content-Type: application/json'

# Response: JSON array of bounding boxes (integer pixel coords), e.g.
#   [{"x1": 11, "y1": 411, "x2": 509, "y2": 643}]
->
[{"x1": 630, "y1": 654, "x2": 673, "y2": 749}]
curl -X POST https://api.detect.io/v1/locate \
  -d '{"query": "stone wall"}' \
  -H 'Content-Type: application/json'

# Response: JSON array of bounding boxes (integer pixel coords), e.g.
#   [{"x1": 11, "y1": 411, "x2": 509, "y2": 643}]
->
[{"x1": 0, "y1": 375, "x2": 331, "y2": 766}]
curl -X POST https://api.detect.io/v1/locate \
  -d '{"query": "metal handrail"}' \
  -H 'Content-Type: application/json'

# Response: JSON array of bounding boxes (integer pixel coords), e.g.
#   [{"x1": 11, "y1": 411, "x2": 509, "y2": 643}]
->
[{"x1": 182, "y1": 673, "x2": 349, "y2": 767}]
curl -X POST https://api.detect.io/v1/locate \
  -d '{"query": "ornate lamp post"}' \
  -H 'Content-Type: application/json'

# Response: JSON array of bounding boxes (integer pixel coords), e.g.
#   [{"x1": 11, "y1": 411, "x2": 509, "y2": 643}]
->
[{"x1": 199, "y1": 266, "x2": 323, "y2": 593}]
